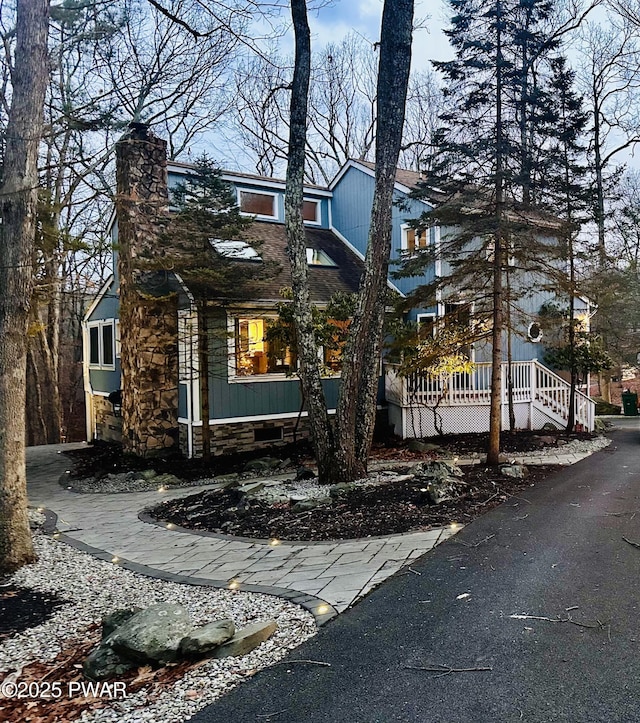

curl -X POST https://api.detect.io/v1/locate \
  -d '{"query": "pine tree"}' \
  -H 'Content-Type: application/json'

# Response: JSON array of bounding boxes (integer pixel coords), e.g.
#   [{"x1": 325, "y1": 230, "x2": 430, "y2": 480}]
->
[
  {"x1": 540, "y1": 57, "x2": 592, "y2": 431},
  {"x1": 397, "y1": 0, "x2": 566, "y2": 463}
]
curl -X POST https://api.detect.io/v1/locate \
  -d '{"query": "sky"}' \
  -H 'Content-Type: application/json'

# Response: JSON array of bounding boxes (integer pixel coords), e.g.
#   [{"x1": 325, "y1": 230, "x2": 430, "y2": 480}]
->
[{"x1": 308, "y1": 0, "x2": 454, "y2": 66}]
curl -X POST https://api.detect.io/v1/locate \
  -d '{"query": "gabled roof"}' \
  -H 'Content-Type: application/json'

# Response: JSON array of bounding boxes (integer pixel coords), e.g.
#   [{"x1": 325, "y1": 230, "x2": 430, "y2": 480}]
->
[
  {"x1": 183, "y1": 221, "x2": 364, "y2": 305},
  {"x1": 329, "y1": 159, "x2": 437, "y2": 206}
]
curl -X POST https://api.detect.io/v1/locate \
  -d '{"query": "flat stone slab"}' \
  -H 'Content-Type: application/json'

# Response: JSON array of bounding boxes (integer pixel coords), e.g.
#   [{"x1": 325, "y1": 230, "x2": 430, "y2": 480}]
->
[{"x1": 212, "y1": 621, "x2": 277, "y2": 658}]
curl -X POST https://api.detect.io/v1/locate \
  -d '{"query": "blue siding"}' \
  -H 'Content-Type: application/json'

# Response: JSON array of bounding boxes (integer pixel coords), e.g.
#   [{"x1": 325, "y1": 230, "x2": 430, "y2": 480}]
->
[
  {"x1": 207, "y1": 313, "x2": 341, "y2": 418},
  {"x1": 331, "y1": 165, "x2": 436, "y2": 295},
  {"x1": 89, "y1": 364, "x2": 121, "y2": 394},
  {"x1": 87, "y1": 278, "x2": 119, "y2": 322}
]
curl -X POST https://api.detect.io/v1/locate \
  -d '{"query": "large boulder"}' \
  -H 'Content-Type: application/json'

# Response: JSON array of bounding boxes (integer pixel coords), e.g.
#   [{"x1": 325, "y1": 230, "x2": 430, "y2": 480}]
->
[
  {"x1": 83, "y1": 643, "x2": 137, "y2": 681},
  {"x1": 212, "y1": 621, "x2": 277, "y2": 659},
  {"x1": 179, "y1": 619, "x2": 236, "y2": 657},
  {"x1": 101, "y1": 608, "x2": 141, "y2": 639},
  {"x1": 109, "y1": 603, "x2": 192, "y2": 664}
]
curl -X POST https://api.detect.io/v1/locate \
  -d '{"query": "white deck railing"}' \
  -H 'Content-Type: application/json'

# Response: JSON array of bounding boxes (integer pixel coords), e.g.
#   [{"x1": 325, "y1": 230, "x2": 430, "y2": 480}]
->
[{"x1": 385, "y1": 360, "x2": 595, "y2": 432}]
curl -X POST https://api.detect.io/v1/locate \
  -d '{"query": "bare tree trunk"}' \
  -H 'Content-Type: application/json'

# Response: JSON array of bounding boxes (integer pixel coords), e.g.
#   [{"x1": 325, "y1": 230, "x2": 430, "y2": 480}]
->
[
  {"x1": 0, "y1": 0, "x2": 50, "y2": 576},
  {"x1": 334, "y1": 0, "x2": 414, "y2": 480},
  {"x1": 285, "y1": 0, "x2": 414, "y2": 484},
  {"x1": 488, "y1": 0, "x2": 505, "y2": 466},
  {"x1": 284, "y1": 0, "x2": 335, "y2": 482}
]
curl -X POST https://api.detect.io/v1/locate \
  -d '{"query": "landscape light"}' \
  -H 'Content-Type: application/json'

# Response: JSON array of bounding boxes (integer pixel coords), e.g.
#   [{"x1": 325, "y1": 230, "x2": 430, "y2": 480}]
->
[
  {"x1": 269, "y1": 538, "x2": 281, "y2": 546},
  {"x1": 228, "y1": 580, "x2": 240, "y2": 590},
  {"x1": 316, "y1": 604, "x2": 330, "y2": 615},
  {"x1": 111, "y1": 556, "x2": 120, "y2": 564}
]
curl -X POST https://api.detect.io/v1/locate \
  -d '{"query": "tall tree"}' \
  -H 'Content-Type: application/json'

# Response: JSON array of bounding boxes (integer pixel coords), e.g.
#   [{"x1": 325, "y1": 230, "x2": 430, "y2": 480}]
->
[
  {"x1": 0, "y1": 0, "x2": 50, "y2": 575},
  {"x1": 398, "y1": 0, "x2": 567, "y2": 463},
  {"x1": 285, "y1": 0, "x2": 415, "y2": 484},
  {"x1": 543, "y1": 56, "x2": 591, "y2": 430}
]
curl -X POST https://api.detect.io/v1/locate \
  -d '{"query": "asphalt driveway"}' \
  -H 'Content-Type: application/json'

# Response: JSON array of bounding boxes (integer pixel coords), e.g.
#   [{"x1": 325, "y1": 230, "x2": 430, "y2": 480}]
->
[{"x1": 192, "y1": 419, "x2": 640, "y2": 723}]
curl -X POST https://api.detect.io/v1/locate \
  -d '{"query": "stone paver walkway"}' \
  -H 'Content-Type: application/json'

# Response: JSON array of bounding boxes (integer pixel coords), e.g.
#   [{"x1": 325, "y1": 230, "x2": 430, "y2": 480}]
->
[{"x1": 26, "y1": 439, "x2": 609, "y2": 625}]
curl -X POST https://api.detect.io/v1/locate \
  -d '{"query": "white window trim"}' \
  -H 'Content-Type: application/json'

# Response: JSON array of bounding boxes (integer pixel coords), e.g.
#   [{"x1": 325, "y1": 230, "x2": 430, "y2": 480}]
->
[
  {"x1": 303, "y1": 197, "x2": 321, "y2": 225},
  {"x1": 416, "y1": 313, "x2": 437, "y2": 336},
  {"x1": 87, "y1": 319, "x2": 116, "y2": 370},
  {"x1": 237, "y1": 188, "x2": 279, "y2": 221},
  {"x1": 400, "y1": 223, "x2": 429, "y2": 255},
  {"x1": 115, "y1": 320, "x2": 121, "y2": 359}
]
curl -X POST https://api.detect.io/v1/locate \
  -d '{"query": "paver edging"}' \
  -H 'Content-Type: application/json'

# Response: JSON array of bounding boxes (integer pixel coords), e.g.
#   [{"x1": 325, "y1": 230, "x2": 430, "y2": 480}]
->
[{"x1": 37, "y1": 507, "x2": 338, "y2": 627}]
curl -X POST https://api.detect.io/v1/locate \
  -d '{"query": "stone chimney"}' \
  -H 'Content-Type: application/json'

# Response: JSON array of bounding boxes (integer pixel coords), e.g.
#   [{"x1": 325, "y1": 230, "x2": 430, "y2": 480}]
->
[{"x1": 115, "y1": 124, "x2": 179, "y2": 457}]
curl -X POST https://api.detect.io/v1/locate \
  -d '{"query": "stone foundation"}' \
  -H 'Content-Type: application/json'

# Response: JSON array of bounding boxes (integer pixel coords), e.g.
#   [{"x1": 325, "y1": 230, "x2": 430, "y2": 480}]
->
[
  {"x1": 93, "y1": 395, "x2": 123, "y2": 443},
  {"x1": 179, "y1": 416, "x2": 313, "y2": 457}
]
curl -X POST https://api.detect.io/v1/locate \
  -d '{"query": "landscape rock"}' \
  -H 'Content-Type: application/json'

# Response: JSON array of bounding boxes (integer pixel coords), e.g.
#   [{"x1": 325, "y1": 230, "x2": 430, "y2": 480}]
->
[
  {"x1": 101, "y1": 608, "x2": 141, "y2": 639},
  {"x1": 109, "y1": 603, "x2": 192, "y2": 664},
  {"x1": 154, "y1": 472, "x2": 183, "y2": 488},
  {"x1": 238, "y1": 481, "x2": 265, "y2": 496},
  {"x1": 329, "y1": 482, "x2": 357, "y2": 498},
  {"x1": 83, "y1": 642, "x2": 137, "y2": 681},
  {"x1": 500, "y1": 464, "x2": 528, "y2": 479},
  {"x1": 243, "y1": 457, "x2": 282, "y2": 473},
  {"x1": 212, "y1": 620, "x2": 277, "y2": 659},
  {"x1": 179, "y1": 619, "x2": 236, "y2": 657},
  {"x1": 295, "y1": 466, "x2": 316, "y2": 481},
  {"x1": 409, "y1": 460, "x2": 464, "y2": 480},
  {"x1": 420, "y1": 477, "x2": 467, "y2": 504},
  {"x1": 291, "y1": 497, "x2": 331, "y2": 513},
  {"x1": 407, "y1": 439, "x2": 442, "y2": 453}
]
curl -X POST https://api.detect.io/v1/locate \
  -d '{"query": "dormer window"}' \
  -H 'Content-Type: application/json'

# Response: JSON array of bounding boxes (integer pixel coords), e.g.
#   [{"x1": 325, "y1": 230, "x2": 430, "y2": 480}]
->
[
  {"x1": 306, "y1": 248, "x2": 336, "y2": 266},
  {"x1": 239, "y1": 190, "x2": 277, "y2": 220}
]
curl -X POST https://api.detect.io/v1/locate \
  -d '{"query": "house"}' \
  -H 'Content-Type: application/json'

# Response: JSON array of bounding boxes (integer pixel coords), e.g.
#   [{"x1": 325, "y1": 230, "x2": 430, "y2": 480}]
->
[{"x1": 83, "y1": 125, "x2": 595, "y2": 458}]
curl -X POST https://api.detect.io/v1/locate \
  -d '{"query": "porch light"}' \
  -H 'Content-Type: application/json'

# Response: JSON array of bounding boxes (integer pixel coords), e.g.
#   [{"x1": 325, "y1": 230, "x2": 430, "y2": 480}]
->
[{"x1": 108, "y1": 389, "x2": 122, "y2": 417}]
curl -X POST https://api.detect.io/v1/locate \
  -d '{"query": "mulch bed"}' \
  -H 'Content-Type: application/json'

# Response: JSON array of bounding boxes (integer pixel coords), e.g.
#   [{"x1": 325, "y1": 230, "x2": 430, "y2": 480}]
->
[
  {"x1": 149, "y1": 464, "x2": 558, "y2": 542},
  {"x1": 0, "y1": 586, "x2": 67, "y2": 644}
]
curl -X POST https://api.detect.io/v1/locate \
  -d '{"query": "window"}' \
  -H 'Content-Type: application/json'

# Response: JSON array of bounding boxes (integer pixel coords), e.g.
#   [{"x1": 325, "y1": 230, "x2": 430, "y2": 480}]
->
[
  {"x1": 238, "y1": 190, "x2": 277, "y2": 219},
  {"x1": 235, "y1": 317, "x2": 297, "y2": 376},
  {"x1": 306, "y1": 248, "x2": 336, "y2": 266},
  {"x1": 416, "y1": 313, "x2": 437, "y2": 339},
  {"x1": 402, "y1": 225, "x2": 429, "y2": 255},
  {"x1": 528, "y1": 322, "x2": 543, "y2": 342},
  {"x1": 302, "y1": 199, "x2": 320, "y2": 224},
  {"x1": 322, "y1": 319, "x2": 349, "y2": 373},
  {"x1": 88, "y1": 320, "x2": 115, "y2": 369}
]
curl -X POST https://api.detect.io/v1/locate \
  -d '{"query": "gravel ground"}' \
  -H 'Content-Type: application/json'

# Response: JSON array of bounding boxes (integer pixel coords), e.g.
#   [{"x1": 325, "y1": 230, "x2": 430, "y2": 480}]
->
[{"x1": 1, "y1": 523, "x2": 316, "y2": 722}]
